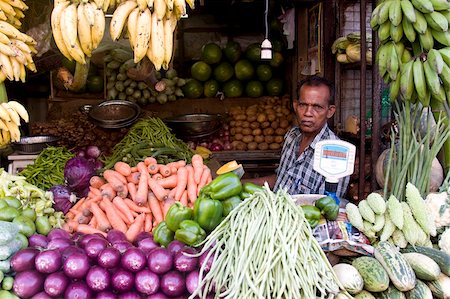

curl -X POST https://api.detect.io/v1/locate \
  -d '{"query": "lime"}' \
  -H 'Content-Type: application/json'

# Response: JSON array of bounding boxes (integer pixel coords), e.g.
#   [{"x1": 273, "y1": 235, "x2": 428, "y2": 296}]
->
[
  {"x1": 223, "y1": 79, "x2": 243, "y2": 98},
  {"x1": 223, "y1": 41, "x2": 242, "y2": 63},
  {"x1": 266, "y1": 78, "x2": 284, "y2": 96},
  {"x1": 201, "y1": 43, "x2": 222, "y2": 65},
  {"x1": 213, "y1": 62, "x2": 234, "y2": 82},
  {"x1": 87, "y1": 75, "x2": 104, "y2": 93},
  {"x1": 245, "y1": 43, "x2": 262, "y2": 63},
  {"x1": 270, "y1": 52, "x2": 284, "y2": 68},
  {"x1": 234, "y1": 60, "x2": 254, "y2": 81},
  {"x1": 191, "y1": 61, "x2": 212, "y2": 81},
  {"x1": 0, "y1": 201, "x2": 7, "y2": 210},
  {"x1": 2, "y1": 277, "x2": 13, "y2": 291},
  {"x1": 0, "y1": 207, "x2": 19, "y2": 222},
  {"x1": 15, "y1": 233, "x2": 28, "y2": 249},
  {"x1": 182, "y1": 79, "x2": 204, "y2": 99},
  {"x1": 245, "y1": 80, "x2": 264, "y2": 98},
  {"x1": 256, "y1": 64, "x2": 273, "y2": 81},
  {"x1": 1, "y1": 197, "x2": 20, "y2": 209},
  {"x1": 271, "y1": 39, "x2": 285, "y2": 52},
  {"x1": 21, "y1": 208, "x2": 36, "y2": 222},
  {"x1": 0, "y1": 290, "x2": 13, "y2": 299},
  {"x1": 35, "y1": 215, "x2": 52, "y2": 236},
  {"x1": 204, "y1": 79, "x2": 220, "y2": 97},
  {"x1": 13, "y1": 216, "x2": 36, "y2": 237}
]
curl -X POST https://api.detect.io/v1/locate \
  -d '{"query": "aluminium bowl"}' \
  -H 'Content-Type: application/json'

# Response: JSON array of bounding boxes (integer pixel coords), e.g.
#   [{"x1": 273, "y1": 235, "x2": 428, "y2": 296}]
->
[
  {"x1": 12, "y1": 135, "x2": 59, "y2": 154},
  {"x1": 164, "y1": 114, "x2": 223, "y2": 138}
]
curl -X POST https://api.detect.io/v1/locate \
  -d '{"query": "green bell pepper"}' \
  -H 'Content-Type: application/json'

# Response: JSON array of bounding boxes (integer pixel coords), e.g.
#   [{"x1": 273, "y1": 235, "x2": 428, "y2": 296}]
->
[
  {"x1": 301, "y1": 205, "x2": 321, "y2": 228},
  {"x1": 221, "y1": 195, "x2": 242, "y2": 216},
  {"x1": 202, "y1": 172, "x2": 242, "y2": 200},
  {"x1": 243, "y1": 182, "x2": 263, "y2": 194},
  {"x1": 194, "y1": 196, "x2": 223, "y2": 232},
  {"x1": 165, "y1": 202, "x2": 193, "y2": 232},
  {"x1": 175, "y1": 220, "x2": 206, "y2": 246},
  {"x1": 315, "y1": 196, "x2": 339, "y2": 221},
  {"x1": 153, "y1": 221, "x2": 174, "y2": 247}
]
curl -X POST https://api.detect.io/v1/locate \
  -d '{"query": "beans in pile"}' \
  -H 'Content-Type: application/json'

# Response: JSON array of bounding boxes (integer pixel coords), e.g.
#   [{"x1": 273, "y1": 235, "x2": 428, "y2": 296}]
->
[
  {"x1": 30, "y1": 111, "x2": 128, "y2": 155},
  {"x1": 228, "y1": 96, "x2": 293, "y2": 151}
]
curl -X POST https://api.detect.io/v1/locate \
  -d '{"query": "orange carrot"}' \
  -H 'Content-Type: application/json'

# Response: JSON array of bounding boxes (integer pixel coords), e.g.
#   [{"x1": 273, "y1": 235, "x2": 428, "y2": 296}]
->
[
  {"x1": 88, "y1": 216, "x2": 97, "y2": 228},
  {"x1": 124, "y1": 198, "x2": 151, "y2": 213},
  {"x1": 148, "y1": 163, "x2": 159, "y2": 175},
  {"x1": 168, "y1": 187, "x2": 177, "y2": 201},
  {"x1": 90, "y1": 176, "x2": 106, "y2": 189},
  {"x1": 102, "y1": 197, "x2": 128, "y2": 233},
  {"x1": 148, "y1": 192, "x2": 164, "y2": 224},
  {"x1": 144, "y1": 213, "x2": 153, "y2": 232},
  {"x1": 113, "y1": 196, "x2": 135, "y2": 224},
  {"x1": 66, "y1": 211, "x2": 75, "y2": 220},
  {"x1": 186, "y1": 165, "x2": 197, "y2": 204},
  {"x1": 126, "y1": 172, "x2": 141, "y2": 185},
  {"x1": 100, "y1": 183, "x2": 116, "y2": 200},
  {"x1": 167, "y1": 160, "x2": 186, "y2": 169},
  {"x1": 103, "y1": 170, "x2": 127, "y2": 193},
  {"x1": 191, "y1": 154, "x2": 204, "y2": 185},
  {"x1": 144, "y1": 157, "x2": 157, "y2": 166},
  {"x1": 148, "y1": 177, "x2": 169, "y2": 201},
  {"x1": 90, "y1": 202, "x2": 112, "y2": 232},
  {"x1": 71, "y1": 198, "x2": 86, "y2": 212},
  {"x1": 156, "y1": 175, "x2": 178, "y2": 189},
  {"x1": 77, "y1": 224, "x2": 107, "y2": 237},
  {"x1": 131, "y1": 166, "x2": 138, "y2": 172},
  {"x1": 162, "y1": 197, "x2": 176, "y2": 218},
  {"x1": 127, "y1": 182, "x2": 137, "y2": 202},
  {"x1": 180, "y1": 190, "x2": 188, "y2": 206},
  {"x1": 158, "y1": 164, "x2": 171, "y2": 177},
  {"x1": 197, "y1": 166, "x2": 211, "y2": 195},
  {"x1": 63, "y1": 220, "x2": 79, "y2": 233},
  {"x1": 114, "y1": 161, "x2": 132, "y2": 177},
  {"x1": 152, "y1": 173, "x2": 163, "y2": 180},
  {"x1": 89, "y1": 186, "x2": 101, "y2": 197},
  {"x1": 103, "y1": 169, "x2": 127, "y2": 185},
  {"x1": 117, "y1": 209, "x2": 132, "y2": 226},
  {"x1": 135, "y1": 171, "x2": 148, "y2": 206},
  {"x1": 175, "y1": 166, "x2": 188, "y2": 201},
  {"x1": 126, "y1": 214, "x2": 145, "y2": 242},
  {"x1": 137, "y1": 162, "x2": 148, "y2": 175}
]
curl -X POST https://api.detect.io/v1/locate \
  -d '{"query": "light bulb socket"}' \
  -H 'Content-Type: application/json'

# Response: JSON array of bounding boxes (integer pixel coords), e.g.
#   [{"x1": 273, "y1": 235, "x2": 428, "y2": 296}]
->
[{"x1": 260, "y1": 39, "x2": 272, "y2": 60}]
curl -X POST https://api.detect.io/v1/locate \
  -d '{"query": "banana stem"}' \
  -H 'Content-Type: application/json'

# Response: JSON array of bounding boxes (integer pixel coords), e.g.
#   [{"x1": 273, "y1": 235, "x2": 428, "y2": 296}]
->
[
  {"x1": 68, "y1": 58, "x2": 90, "y2": 92},
  {"x1": 430, "y1": 99, "x2": 450, "y2": 173},
  {"x1": 0, "y1": 82, "x2": 7, "y2": 103}
]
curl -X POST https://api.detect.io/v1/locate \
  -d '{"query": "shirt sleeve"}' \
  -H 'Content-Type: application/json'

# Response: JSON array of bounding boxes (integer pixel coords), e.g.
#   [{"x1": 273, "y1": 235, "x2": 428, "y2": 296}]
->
[{"x1": 336, "y1": 175, "x2": 351, "y2": 199}]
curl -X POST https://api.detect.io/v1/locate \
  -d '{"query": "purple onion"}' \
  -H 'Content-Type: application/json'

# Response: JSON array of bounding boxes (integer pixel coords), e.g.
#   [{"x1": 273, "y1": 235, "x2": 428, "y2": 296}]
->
[
  {"x1": 121, "y1": 247, "x2": 147, "y2": 272},
  {"x1": 86, "y1": 266, "x2": 110, "y2": 292},
  {"x1": 160, "y1": 270, "x2": 186, "y2": 297},
  {"x1": 44, "y1": 272, "x2": 69, "y2": 297},
  {"x1": 63, "y1": 251, "x2": 90, "y2": 279},
  {"x1": 28, "y1": 234, "x2": 48, "y2": 249},
  {"x1": 85, "y1": 237, "x2": 109, "y2": 260},
  {"x1": 96, "y1": 291, "x2": 118, "y2": 299},
  {"x1": 148, "y1": 248, "x2": 173, "y2": 275},
  {"x1": 46, "y1": 238, "x2": 72, "y2": 251},
  {"x1": 107, "y1": 229, "x2": 127, "y2": 244},
  {"x1": 97, "y1": 247, "x2": 121, "y2": 269},
  {"x1": 167, "y1": 240, "x2": 185, "y2": 256},
  {"x1": 64, "y1": 281, "x2": 92, "y2": 299},
  {"x1": 111, "y1": 270, "x2": 134, "y2": 293},
  {"x1": 11, "y1": 247, "x2": 39, "y2": 272},
  {"x1": 47, "y1": 228, "x2": 71, "y2": 241},
  {"x1": 137, "y1": 237, "x2": 159, "y2": 254},
  {"x1": 35, "y1": 249, "x2": 62, "y2": 273},
  {"x1": 112, "y1": 240, "x2": 133, "y2": 254},
  {"x1": 174, "y1": 247, "x2": 198, "y2": 272},
  {"x1": 135, "y1": 269, "x2": 160, "y2": 295}
]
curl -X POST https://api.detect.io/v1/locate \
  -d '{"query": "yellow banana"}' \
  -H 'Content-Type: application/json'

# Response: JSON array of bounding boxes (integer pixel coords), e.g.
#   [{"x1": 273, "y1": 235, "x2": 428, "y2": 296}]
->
[
  {"x1": 429, "y1": 0, "x2": 450, "y2": 11},
  {"x1": 0, "y1": 118, "x2": 7, "y2": 131},
  {"x1": 136, "y1": 0, "x2": 147, "y2": 10},
  {"x1": 151, "y1": 13, "x2": 164, "y2": 70},
  {"x1": 102, "y1": 0, "x2": 110, "y2": 12},
  {"x1": 439, "y1": 62, "x2": 450, "y2": 88},
  {"x1": 427, "y1": 48, "x2": 444, "y2": 74},
  {"x1": 162, "y1": 11, "x2": 176, "y2": 70},
  {"x1": 110, "y1": 0, "x2": 137, "y2": 41},
  {"x1": 0, "y1": 53, "x2": 13, "y2": 80},
  {"x1": 439, "y1": 47, "x2": 450, "y2": 64},
  {"x1": 4, "y1": 0, "x2": 28, "y2": 10},
  {"x1": 5, "y1": 119, "x2": 19, "y2": 142},
  {"x1": 146, "y1": 0, "x2": 154, "y2": 9},
  {"x1": 423, "y1": 59, "x2": 441, "y2": 95},
  {"x1": 62, "y1": 3, "x2": 78, "y2": 50},
  {"x1": 153, "y1": 0, "x2": 166, "y2": 20},
  {"x1": 389, "y1": 0, "x2": 402, "y2": 26},
  {"x1": 0, "y1": 1, "x2": 16, "y2": 17},
  {"x1": 431, "y1": 29, "x2": 450, "y2": 46},
  {"x1": 10, "y1": 38, "x2": 32, "y2": 55},
  {"x1": 0, "y1": 70, "x2": 5, "y2": 83},
  {"x1": 77, "y1": 3, "x2": 93, "y2": 56},
  {"x1": 400, "y1": 59, "x2": 414, "y2": 101},
  {"x1": 412, "y1": 9, "x2": 427, "y2": 34},
  {"x1": 0, "y1": 101, "x2": 10, "y2": 121},
  {"x1": 134, "y1": 8, "x2": 151, "y2": 63},
  {"x1": 93, "y1": 0, "x2": 104, "y2": 9},
  {"x1": 418, "y1": 28, "x2": 434, "y2": 50},
  {"x1": 9, "y1": 56, "x2": 20, "y2": 81},
  {"x1": 0, "y1": 20, "x2": 23, "y2": 39},
  {"x1": 390, "y1": 23, "x2": 404, "y2": 42},
  {"x1": 413, "y1": 58, "x2": 427, "y2": 100},
  {"x1": 18, "y1": 60, "x2": 24, "y2": 82},
  {"x1": 83, "y1": 2, "x2": 96, "y2": 27},
  {"x1": 146, "y1": 35, "x2": 154, "y2": 63},
  {"x1": 1, "y1": 130, "x2": 11, "y2": 145},
  {"x1": 0, "y1": 32, "x2": 11, "y2": 45},
  {"x1": 400, "y1": 0, "x2": 417, "y2": 22},
  {"x1": 402, "y1": 17, "x2": 416, "y2": 42},
  {"x1": 424, "y1": 11, "x2": 449, "y2": 32},
  {"x1": 173, "y1": 0, "x2": 185, "y2": 19},
  {"x1": 164, "y1": 0, "x2": 174, "y2": 11},
  {"x1": 389, "y1": 72, "x2": 401, "y2": 100},
  {"x1": 91, "y1": 7, "x2": 105, "y2": 49},
  {"x1": 126, "y1": 7, "x2": 139, "y2": 49},
  {"x1": 0, "y1": 42, "x2": 16, "y2": 57},
  {"x1": 378, "y1": 21, "x2": 391, "y2": 41},
  {"x1": 7, "y1": 100, "x2": 28, "y2": 122},
  {"x1": 12, "y1": 8, "x2": 25, "y2": 19},
  {"x1": 1, "y1": 102, "x2": 20, "y2": 125},
  {"x1": 411, "y1": 0, "x2": 434, "y2": 13},
  {"x1": 185, "y1": 0, "x2": 194, "y2": 9},
  {"x1": 0, "y1": 10, "x2": 6, "y2": 21},
  {"x1": 52, "y1": 1, "x2": 73, "y2": 61}
]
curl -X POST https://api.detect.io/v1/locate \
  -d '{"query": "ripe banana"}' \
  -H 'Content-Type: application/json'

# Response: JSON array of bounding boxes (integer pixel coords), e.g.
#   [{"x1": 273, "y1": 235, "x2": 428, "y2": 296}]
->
[
  {"x1": 154, "y1": 0, "x2": 166, "y2": 20},
  {"x1": 110, "y1": 0, "x2": 137, "y2": 41},
  {"x1": 62, "y1": 3, "x2": 78, "y2": 50},
  {"x1": 151, "y1": 13, "x2": 164, "y2": 70},
  {"x1": 77, "y1": 3, "x2": 93, "y2": 57},
  {"x1": 400, "y1": 0, "x2": 417, "y2": 23},
  {"x1": 0, "y1": 102, "x2": 10, "y2": 121},
  {"x1": 423, "y1": 59, "x2": 441, "y2": 95},
  {"x1": 127, "y1": 7, "x2": 139, "y2": 49},
  {"x1": 413, "y1": 58, "x2": 427, "y2": 100},
  {"x1": 427, "y1": 49, "x2": 444, "y2": 74},
  {"x1": 162, "y1": 11, "x2": 176, "y2": 70},
  {"x1": 173, "y1": 0, "x2": 186, "y2": 18},
  {"x1": 0, "y1": 53, "x2": 13, "y2": 80},
  {"x1": 7, "y1": 100, "x2": 28, "y2": 122},
  {"x1": 5, "y1": 119, "x2": 19, "y2": 142},
  {"x1": 1, "y1": 102, "x2": 20, "y2": 126},
  {"x1": 400, "y1": 59, "x2": 414, "y2": 100},
  {"x1": 51, "y1": 1, "x2": 72, "y2": 61},
  {"x1": 134, "y1": 8, "x2": 152, "y2": 63},
  {"x1": 0, "y1": 118, "x2": 7, "y2": 131},
  {"x1": 91, "y1": 7, "x2": 105, "y2": 49}
]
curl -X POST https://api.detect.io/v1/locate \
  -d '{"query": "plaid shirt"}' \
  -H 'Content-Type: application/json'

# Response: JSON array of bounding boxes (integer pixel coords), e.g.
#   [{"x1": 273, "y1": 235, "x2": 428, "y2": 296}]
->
[{"x1": 274, "y1": 124, "x2": 350, "y2": 198}]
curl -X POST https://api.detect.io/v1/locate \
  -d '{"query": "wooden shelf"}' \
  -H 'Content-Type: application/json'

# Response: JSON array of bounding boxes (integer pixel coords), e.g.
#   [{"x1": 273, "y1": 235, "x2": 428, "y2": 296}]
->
[{"x1": 341, "y1": 62, "x2": 372, "y2": 70}]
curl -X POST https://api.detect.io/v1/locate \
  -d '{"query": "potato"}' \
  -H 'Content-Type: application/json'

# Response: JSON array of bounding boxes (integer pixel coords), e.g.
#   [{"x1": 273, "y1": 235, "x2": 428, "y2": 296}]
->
[
  {"x1": 247, "y1": 142, "x2": 258, "y2": 150},
  {"x1": 230, "y1": 120, "x2": 236, "y2": 127},
  {"x1": 252, "y1": 128, "x2": 262, "y2": 136},
  {"x1": 236, "y1": 114, "x2": 246, "y2": 121},
  {"x1": 275, "y1": 127, "x2": 285, "y2": 136},
  {"x1": 234, "y1": 127, "x2": 243, "y2": 134},
  {"x1": 234, "y1": 133, "x2": 243, "y2": 141},
  {"x1": 242, "y1": 135, "x2": 254, "y2": 143},
  {"x1": 257, "y1": 113, "x2": 267, "y2": 123},
  {"x1": 261, "y1": 121, "x2": 271, "y2": 128},
  {"x1": 271, "y1": 121, "x2": 279, "y2": 130},
  {"x1": 269, "y1": 143, "x2": 281, "y2": 150},
  {"x1": 235, "y1": 120, "x2": 243, "y2": 127},
  {"x1": 264, "y1": 135, "x2": 274, "y2": 143},
  {"x1": 276, "y1": 112, "x2": 284, "y2": 117},
  {"x1": 247, "y1": 115, "x2": 257, "y2": 122},
  {"x1": 242, "y1": 128, "x2": 252, "y2": 135},
  {"x1": 254, "y1": 135, "x2": 265, "y2": 143},
  {"x1": 235, "y1": 141, "x2": 247, "y2": 151},
  {"x1": 258, "y1": 142, "x2": 269, "y2": 150},
  {"x1": 267, "y1": 114, "x2": 277, "y2": 122},
  {"x1": 231, "y1": 140, "x2": 240, "y2": 148},
  {"x1": 230, "y1": 128, "x2": 236, "y2": 135},
  {"x1": 274, "y1": 135, "x2": 284, "y2": 143},
  {"x1": 279, "y1": 119, "x2": 290, "y2": 129},
  {"x1": 263, "y1": 128, "x2": 274, "y2": 136},
  {"x1": 250, "y1": 121, "x2": 260, "y2": 129},
  {"x1": 282, "y1": 108, "x2": 291, "y2": 115},
  {"x1": 265, "y1": 108, "x2": 275, "y2": 115}
]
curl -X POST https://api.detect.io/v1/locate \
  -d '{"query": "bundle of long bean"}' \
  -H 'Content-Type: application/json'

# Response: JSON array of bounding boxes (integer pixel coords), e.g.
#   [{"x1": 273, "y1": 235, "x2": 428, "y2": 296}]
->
[
  {"x1": 102, "y1": 117, "x2": 194, "y2": 169},
  {"x1": 190, "y1": 186, "x2": 349, "y2": 299},
  {"x1": 19, "y1": 147, "x2": 75, "y2": 190}
]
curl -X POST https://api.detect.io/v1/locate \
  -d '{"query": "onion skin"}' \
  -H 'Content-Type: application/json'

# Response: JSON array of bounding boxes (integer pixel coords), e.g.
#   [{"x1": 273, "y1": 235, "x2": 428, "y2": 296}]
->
[
  {"x1": 147, "y1": 248, "x2": 173, "y2": 275},
  {"x1": 63, "y1": 252, "x2": 90, "y2": 279},
  {"x1": 44, "y1": 272, "x2": 69, "y2": 298},
  {"x1": 64, "y1": 281, "x2": 92, "y2": 299},
  {"x1": 135, "y1": 269, "x2": 160, "y2": 295},
  {"x1": 34, "y1": 249, "x2": 62, "y2": 274},
  {"x1": 11, "y1": 248, "x2": 39, "y2": 272},
  {"x1": 13, "y1": 270, "x2": 45, "y2": 299}
]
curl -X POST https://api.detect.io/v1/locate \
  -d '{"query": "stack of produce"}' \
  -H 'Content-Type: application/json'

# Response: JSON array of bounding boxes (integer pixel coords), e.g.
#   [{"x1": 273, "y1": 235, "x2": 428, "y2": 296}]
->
[
  {"x1": 185, "y1": 125, "x2": 233, "y2": 152},
  {"x1": 331, "y1": 32, "x2": 373, "y2": 64},
  {"x1": 228, "y1": 96, "x2": 292, "y2": 150},
  {"x1": 64, "y1": 155, "x2": 212, "y2": 242},
  {"x1": 183, "y1": 41, "x2": 285, "y2": 99},
  {"x1": 0, "y1": 96, "x2": 29, "y2": 145},
  {"x1": 10, "y1": 228, "x2": 213, "y2": 298}
]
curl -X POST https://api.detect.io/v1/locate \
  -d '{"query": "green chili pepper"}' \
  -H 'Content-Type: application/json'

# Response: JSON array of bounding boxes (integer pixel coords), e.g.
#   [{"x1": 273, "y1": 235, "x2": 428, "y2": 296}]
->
[
  {"x1": 153, "y1": 221, "x2": 175, "y2": 247},
  {"x1": 301, "y1": 205, "x2": 321, "y2": 228},
  {"x1": 194, "y1": 196, "x2": 223, "y2": 232},
  {"x1": 201, "y1": 172, "x2": 242, "y2": 200},
  {"x1": 243, "y1": 182, "x2": 263, "y2": 194},
  {"x1": 221, "y1": 195, "x2": 242, "y2": 216},
  {"x1": 165, "y1": 202, "x2": 193, "y2": 232},
  {"x1": 315, "y1": 196, "x2": 339, "y2": 221},
  {"x1": 174, "y1": 220, "x2": 206, "y2": 246}
]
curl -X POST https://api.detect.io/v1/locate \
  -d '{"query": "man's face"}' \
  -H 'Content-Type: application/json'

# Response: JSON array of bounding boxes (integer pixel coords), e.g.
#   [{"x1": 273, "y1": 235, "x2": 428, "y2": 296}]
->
[{"x1": 293, "y1": 84, "x2": 336, "y2": 135}]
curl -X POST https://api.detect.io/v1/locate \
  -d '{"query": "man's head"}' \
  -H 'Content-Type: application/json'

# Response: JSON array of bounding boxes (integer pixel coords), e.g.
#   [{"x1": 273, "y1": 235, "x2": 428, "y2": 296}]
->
[{"x1": 293, "y1": 76, "x2": 336, "y2": 137}]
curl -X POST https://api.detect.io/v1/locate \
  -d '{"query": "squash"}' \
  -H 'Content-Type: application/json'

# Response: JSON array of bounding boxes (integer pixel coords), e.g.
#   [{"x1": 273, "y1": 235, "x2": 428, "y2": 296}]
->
[
  {"x1": 332, "y1": 263, "x2": 364, "y2": 295},
  {"x1": 352, "y1": 256, "x2": 389, "y2": 292}
]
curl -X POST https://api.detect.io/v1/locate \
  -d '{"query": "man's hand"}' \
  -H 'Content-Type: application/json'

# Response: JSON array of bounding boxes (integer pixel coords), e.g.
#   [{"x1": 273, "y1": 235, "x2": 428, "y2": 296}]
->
[{"x1": 241, "y1": 174, "x2": 276, "y2": 189}]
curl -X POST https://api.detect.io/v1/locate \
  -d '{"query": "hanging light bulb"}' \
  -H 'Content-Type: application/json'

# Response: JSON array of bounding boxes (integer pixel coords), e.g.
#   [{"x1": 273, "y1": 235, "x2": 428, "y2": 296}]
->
[{"x1": 260, "y1": 0, "x2": 272, "y2": 60}]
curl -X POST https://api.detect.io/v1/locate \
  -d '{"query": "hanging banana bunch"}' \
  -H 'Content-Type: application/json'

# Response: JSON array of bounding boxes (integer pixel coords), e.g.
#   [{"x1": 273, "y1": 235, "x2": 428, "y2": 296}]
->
[{"x1": 109, "y1": 0, "x2": 194, "y2": 70}]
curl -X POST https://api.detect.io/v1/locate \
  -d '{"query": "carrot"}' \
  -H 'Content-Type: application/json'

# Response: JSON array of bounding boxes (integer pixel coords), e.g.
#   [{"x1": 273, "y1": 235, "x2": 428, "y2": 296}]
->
[
  {"x1": 131, "y1": 210, "x2": 139, "y2": 218},
  {"x1": 180, "y1": 190, "x2": 188, "y2": 206},
  {"x1": 90, "y1": 176, "x2": 106, "y2": 189},
  {"x1": 66, "y1": 211, "x2": 75, "y2": 220},
  {"x1": 103, "y1": 169, "x2": 127, "y2": 185},
  {"x1": 167, "y1": 160, "x2": 186, "y2": 169},
  {"x1": 137, "y1": 162, "x2": 149, "y2": 175},
  {"x1": 162, "y1": 197, "x2": 176, "y2": 218},
  {"x1": 148, "y1": 192, "x2": 164, "y2": 224},
  {"x1": 100, "y1": 183, "x2": 116, "y2": 200},
  {"x1": 102, "y1": 197, "x2": 128, "y2": 233},
  {"x1": 144, "y1": 157, "x2": 157, "y2": 166},
  {"x1": 126, "y1": 172, "x2": 141, "y2": 185},
  {"x1": 148, "y1": 177, "x2": 169, "y2": 201},
  {"x1": 88, "y1": 216, "x2": 97, "y2": 228},
  {"x1": 103, "y1": 170, "x2": 127, "y2": 193},
  {"x1": 125, "y1": 214, "x2": 145, "y2": 242},
  {"x1": 63, "y1": 220, "x2": 79, "y2": 233},
  {"x1": 156, "y1": 175, "x2": 178, "y2": 189},
  {"x1": 152, "y1": 173, "x2": 163, "y2": 180},
  {"x1": 127, "y1": 182, "x2": 137, "y2": 202},
  {"x1": 113, "y1": 196, "x2": 135, "y2": 224},
  {"x1": 117, "y1": 209, "x2": 132, "y2": 226},
  {"x1": 124, "y1": 198, "x2": 151, "y2": 213},
  {"x1": 89, "y1": 186, "x2": 101, "y2": 197},
  {"x1": 175, "y1": 166, "x2": 188, "y2": 201},
  {"x1": 135, "y1": 170, "x2": 148, "y2": 206},
  {"x1": 117, "y1": 183, "x2": 129, "y2": 198},
  {"x1": 168, "y1": 187, "x2": 177, "y2": 201},
  {"x1": 71, "y1": 198, "x2": 86, "y2": 212},
  {"x1": 114, "y1": 161, "x2": 132, "y2": 177},
  {"x1": 191, "y1": 154, "x2": 204, "y2": 185},
  {"x1": 158, "y1": 164, "x2": 171, "y2": 177},
  {"x1": 197, "y1": 166, "x2": 211, "y2": 195},
  {"x1": 144, "y1": 213, "x2": 153, "y2": 232},
  {"x1": 90, "y1": 202, "x2": 112, "y2": 232},
  {"x1": 186, "y1": 165, "x2": 197, "y2": 204},
  {"x1": 148, "y1": 163, "x2": 159, "y2": 175},
  {"x1": 77, "y1": 224, "x2": 107, "y2": 237}
]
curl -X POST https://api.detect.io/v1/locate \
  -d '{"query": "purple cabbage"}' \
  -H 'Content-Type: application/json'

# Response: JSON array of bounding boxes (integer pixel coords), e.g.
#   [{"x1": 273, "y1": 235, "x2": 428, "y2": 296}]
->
[
  {"x1": 49, "y1": 185, "x2": 76, "y2": 214},
  {"x1": 64, "y1": 157, "x2": 96, "y2": 197}
]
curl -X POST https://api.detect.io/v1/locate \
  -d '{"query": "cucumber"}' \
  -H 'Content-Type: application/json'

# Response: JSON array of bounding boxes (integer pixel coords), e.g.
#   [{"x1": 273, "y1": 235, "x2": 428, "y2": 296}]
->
[
  {"x1": 374, "y1": 241, "x2": 416, "y2": 291},
  {"x1": 374, "y1": 285, "x2": 406, "y2": 299},
  {"x1": 354, "y1": 290, "x2": 376, "y2": 299},
  {"x1": 401, "y1": 245, "x2": 450, "y2": 276},
  {"x1": 402, "y1": 252, "x2": 440, "y2": 281},
  {"x1": 406, "y1": 279, "x2": 432, "y2": 299},
  {"x1": 352, "y1": 256, "x2": 389, "y2": 292},
  {"x1": 426, "y1": 273, "x2": 450, "y2": 299}
]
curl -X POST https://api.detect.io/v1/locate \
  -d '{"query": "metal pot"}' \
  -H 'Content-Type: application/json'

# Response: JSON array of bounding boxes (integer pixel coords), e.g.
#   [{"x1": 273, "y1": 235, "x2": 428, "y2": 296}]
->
[{"x1": 80, "y1": 100, "x2": 141, "y2": 128}]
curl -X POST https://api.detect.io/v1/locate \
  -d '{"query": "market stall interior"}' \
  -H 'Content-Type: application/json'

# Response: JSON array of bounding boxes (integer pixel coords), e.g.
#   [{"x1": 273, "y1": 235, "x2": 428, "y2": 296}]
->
[{"x1": 0, "y1": 0, "x2": 448, "y2": 297}]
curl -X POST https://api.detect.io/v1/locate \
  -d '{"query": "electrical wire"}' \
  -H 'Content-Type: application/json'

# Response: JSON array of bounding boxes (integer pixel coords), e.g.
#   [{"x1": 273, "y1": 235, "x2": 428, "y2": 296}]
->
[{"x1": 264, "y1": 0, "x2": 269, "y2": 39}]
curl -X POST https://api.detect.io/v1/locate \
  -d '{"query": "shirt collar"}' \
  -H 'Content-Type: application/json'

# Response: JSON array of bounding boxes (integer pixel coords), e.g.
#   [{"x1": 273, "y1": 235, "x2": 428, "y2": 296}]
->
[{"x1": 292, "y1": 124, "x2": 331, "y2": 150}]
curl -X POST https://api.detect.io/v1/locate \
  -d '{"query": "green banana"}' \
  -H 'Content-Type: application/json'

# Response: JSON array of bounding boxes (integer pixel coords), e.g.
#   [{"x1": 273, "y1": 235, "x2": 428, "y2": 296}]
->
[
  {"x1": 431, "y1": 84, "x2": 447, "y2": 102},
  {"x1": 371, "y1": 4, "x2": 383, "y2": 28},
  {"x1": 379, "y1": 22, "x2": 392, "y2": 41},
  {"x1": 441, "y1": 10, "x2": 450, "y2": 24},
  {"x1": 383, "y1": 72, "x2": 392, "y2": 84},
  {"x1": 413, "y1": 58, "x2": 427, "y2": 100},
  {"x1": 401, "y1": 48, "x2": 413, "y2": 62},
  {"x1": 418, "y1": 28, "x2": 435, "y2": 50},
  {"x1": 439, "y1": 47, "x2": 450, "y2": 64},
  {"x1": 331, "y1": 37, "x2": 349, "y2": 54},
  {"x1": 376, "y1": 43, "x2": 390, "y2": 77},
  {"x1": 379, "y1": 1, "x2": 394, "y2": 24},
  {"x1": 423, "y1": 59, "x2": 442, "y2": 95},
  {"x1": 411, "y1": 0, "x2": 434, "y2": 13},
  {"x1": 412, "y1": 10, "x2": 428, "y2": 34},
  {"x1": 439, "y1": 62, "x2": 450, "y2": 88},
  {"x1": 427, "y1": 48, "x2": 445, "y2": 74},
  {"x1": 424, "y1": 11, "x2": 449, "y2": 32},
  {"x1": 394, "y1": 41, "x2": 405, "y2": 58},
  {"x1": 400, "y1": 59, "x2": 415, "y2": 101},
  {"x1": 402, "y1": 17, "x2": 417, "y2": 42},
  {"x1": 389, "y1": 72, "x2": 401, "y2": 100},
  {"x1": 429, "y1": 0, "x2": 450, "y2": 11},
  {"x1": 387, "y1": 42, "x2": 400, "y2": 80},
  {"x1": 389, "y1": 0, "x2": 403, "y2": 26},
  {"x1": 419, "y1": 87, "x2": 432, "y2": 107},
  {"x1": 400, "y1": 0, "x2": 417, "y2": 22},
  {"x1": 346, "y1": 32, "x2": 361, "y2": 43},
  {"x1": 431, "y1": 29, "x2": 450, "y2": 46},
  {"x1": 390, "y1": 23, "x2": 404, "y2": 42}
]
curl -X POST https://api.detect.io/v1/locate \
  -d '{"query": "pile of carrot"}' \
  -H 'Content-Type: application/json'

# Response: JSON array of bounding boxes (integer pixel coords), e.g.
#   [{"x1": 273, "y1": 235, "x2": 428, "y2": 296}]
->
[{"x1": 63, "y1": 154, "x2": 212, "y2": 242}]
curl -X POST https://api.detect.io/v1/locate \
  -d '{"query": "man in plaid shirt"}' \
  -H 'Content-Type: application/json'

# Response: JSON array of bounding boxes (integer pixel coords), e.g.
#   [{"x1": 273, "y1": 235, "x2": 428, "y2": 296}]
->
[{"x1": 249, "y1": 76, "x2": 350, "y2": 198}]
